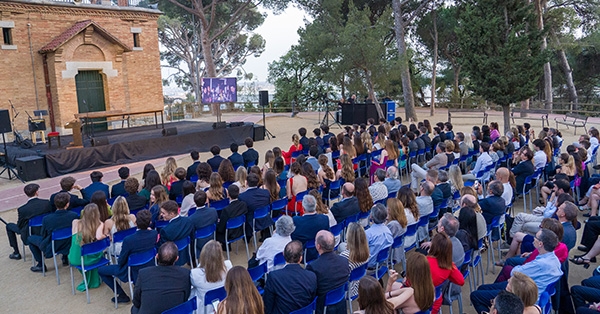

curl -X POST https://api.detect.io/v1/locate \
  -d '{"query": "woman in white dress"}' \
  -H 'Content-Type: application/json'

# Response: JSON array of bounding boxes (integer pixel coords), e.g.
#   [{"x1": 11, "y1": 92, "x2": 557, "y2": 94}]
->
[
  {"x1": 190, "y1": 240, "x2": 233, "y2": 313},
  {"x1": 256, "y1": 215, "x2": 295, "y2": 272}
]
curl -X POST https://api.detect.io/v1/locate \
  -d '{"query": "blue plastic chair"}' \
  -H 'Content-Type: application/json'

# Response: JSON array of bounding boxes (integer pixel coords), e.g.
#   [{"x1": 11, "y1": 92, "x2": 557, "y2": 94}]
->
[
  {"x1": 291, "y1": 190, "x2": 309, "y2": 216},
  {"x1": 446, "y1": 251, "x2": 473, "y2": 314},
  {"x1": 416, "y1": 214, "x2": 430, "y2": 243},
  {"x1": 110, "y1": 227, "x2": 136, "y2": 263},
  {"x1": 25, "y1": 213, "x2": 49, "y2": 263},
  {"x1": 70, "y1": 238, "x2": 111, "y2": 303},
  {"x1": 520, "y1": 174, "x2": 536, "y2": 213},
  {"x1": 247, "y1": 262, "x2": 267, "y2": 294},
  {"x1": 323, "y1": 283, "x2": 348, "y2": 314},
  {"x1": 173, "y1": 236, "x2": 193, "y2": 267},
  {"x1": 210, "y1": 198, "x2": 230, "y2": 212},
  {"x1": 387, "y1": 191, "x2": 398, "y2": 199},
  {"x1": 347, "y1": 264, "x2": 367, "y2": 312},
  {"x1": 402, "y1": 223, "x2": 419, "y2": 270},
  {"x1": 273, "y1": 251, "x2": 285, "y2": 268},
  {"x1": 390, "y1": 234, "x2": 404, "y2": 268},
  {"x1": 162, "y1": 296, "x2": 197, "y2": 314},
  {"x1": 303, "y1": 239, "x2": 317, "y2": 264},
  {"x1": 253, "y1": 205, "x2": 273, "y2": 250},
  {"x1": 190, "y1": 175, "x2": 198, "y2": 184},
  {"x1": 417, "y1": 148, "x2": 426, "y2": 164},
  {"x1": 155, "y1": 220, "x2": 169, "y2": 230},
  {"x1": 70, "y1": 206, "x2": 85, "y2": 216},
  {"x1": 277, "y1": 178, "x2": 287, "y2": 190},
  {"x1": 291, "y1": 297, "x2": 317, "y2": 314},
  {"x1": 43, "y1": 226, "x2": 72, "y2": 284},
  {"x1": 331, "y1": 222, "x2": 345, "y2": 250},
  {"x1": 373, "y1": 246, "x2": 391, "y2": 281},
  {"x1": 324, "y1": 179, "x2": 342, "y2": 205},
  {"x1": 203, "y1": 286, "x2": 227, "y2": 314},
  {"x1": 115, "y1": 247, "x2": 156, "y2": 308},
  {"x1": 195, "y1": 224, "x2": 216, "y2": 241},
  {"x1": 225, "y1": 215, "x2": 250, "y2": 261}
]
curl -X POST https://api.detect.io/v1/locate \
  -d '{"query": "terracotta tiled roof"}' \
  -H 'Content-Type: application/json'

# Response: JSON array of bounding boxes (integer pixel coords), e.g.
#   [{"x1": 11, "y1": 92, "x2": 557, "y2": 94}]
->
[{"x1": 39, "y1": 19, "x2": 132, "y2": 53}]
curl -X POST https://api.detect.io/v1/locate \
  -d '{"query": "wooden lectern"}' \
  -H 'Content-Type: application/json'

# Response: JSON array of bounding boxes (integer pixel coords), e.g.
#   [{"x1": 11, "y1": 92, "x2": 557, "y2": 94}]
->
[{"x1": 64, "y1": 120, "x2": 83, "y2": 148}]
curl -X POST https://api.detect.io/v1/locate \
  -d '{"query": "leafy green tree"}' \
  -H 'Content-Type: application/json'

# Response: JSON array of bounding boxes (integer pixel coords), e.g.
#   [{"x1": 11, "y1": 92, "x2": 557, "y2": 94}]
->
[{"x1": 457, "y1": 0, "x2": 548, "y2": 133}]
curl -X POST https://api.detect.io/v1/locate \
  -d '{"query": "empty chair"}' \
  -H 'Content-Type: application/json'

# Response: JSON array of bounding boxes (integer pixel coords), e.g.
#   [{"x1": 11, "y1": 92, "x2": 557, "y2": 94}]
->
[
  {"x1": 113, "y1": 248, "x2": 156, "y2": 309},
  {"x1": 253, "y1": 205, "x2": 272, "y2": 250},
  {"x1": 247, "y1": 262, "x2": 268, "y2": 294},
  {"x1": 372, "y1": 246, "x2": 391, "y2": 281},
  {"x1": 346, "y1": 264, "x2": 367, "y2": 313},
  {"x1": 42, "y1": 227, "x2": 72, "y2": 284}
]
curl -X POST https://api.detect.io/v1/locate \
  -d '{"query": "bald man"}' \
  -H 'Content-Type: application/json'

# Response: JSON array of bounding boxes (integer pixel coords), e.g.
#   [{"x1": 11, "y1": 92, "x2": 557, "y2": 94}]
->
[
  {"x1": 495, "y1": 168, "x2": 513, "y2": 206},
  {"x1": 307, "y1": 230, "x2": 350, "y2": 314},
  {"x1": 330, "y1": 183, "x2": 360, "y2": 224}
]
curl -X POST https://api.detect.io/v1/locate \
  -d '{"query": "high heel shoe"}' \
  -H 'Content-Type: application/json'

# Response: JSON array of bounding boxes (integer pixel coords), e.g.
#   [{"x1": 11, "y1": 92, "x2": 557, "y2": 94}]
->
[
  {"x1": 574, "y1": 254, "x2": 597, "y2": 263},
  {"x1": 570, "y1": 256, "x2": 591, "y2": 269}
]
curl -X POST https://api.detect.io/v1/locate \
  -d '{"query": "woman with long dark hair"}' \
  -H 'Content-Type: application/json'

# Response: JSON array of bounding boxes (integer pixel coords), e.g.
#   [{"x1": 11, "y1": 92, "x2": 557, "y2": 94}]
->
[
  {"x1": 355, "y1": 178, "x2": 373, "y2": 227},
  {"x1": 139, "y1": 170, "x2": 165, "y2": 201},
  {"x1": 195, "y1": 162, "x2": 212, "y2": 190},
  {"x1": 91, "y1": 190, "x2": 111, "y2": 222},
  {"x1": 356, "y1": 275, "x2": 413, "y2": 314},
  {"x1": 262, "y1": 169, "x2": 280, "y2": 202},
  {"x1": 385, "y1": 253, "x2": 434, "y2": 313},
  {"x1": 427, "y1": 233, "x2": 464, "y2": 314},
  {"x1": 218, "y1": 159, "x2": 236, "y2": 184}
]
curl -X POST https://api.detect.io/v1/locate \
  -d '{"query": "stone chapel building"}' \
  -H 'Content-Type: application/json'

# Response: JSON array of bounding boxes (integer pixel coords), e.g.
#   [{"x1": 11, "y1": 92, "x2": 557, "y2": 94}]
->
[{"x1": 0, "y1": 0, "x2": 163, "y2": 135}]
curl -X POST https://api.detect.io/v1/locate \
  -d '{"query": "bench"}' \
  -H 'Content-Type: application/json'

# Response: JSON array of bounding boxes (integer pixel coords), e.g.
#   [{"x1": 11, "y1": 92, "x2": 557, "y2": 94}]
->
[
  {"x1": 555, "y1": 113, "x2": 589, "y2": 135},
  {"x1": 447, "y1": 108, "x2": 488, "y2": 124},
  {"x1": 511, "y1": 108, "x2": 551, "y2": 128}
]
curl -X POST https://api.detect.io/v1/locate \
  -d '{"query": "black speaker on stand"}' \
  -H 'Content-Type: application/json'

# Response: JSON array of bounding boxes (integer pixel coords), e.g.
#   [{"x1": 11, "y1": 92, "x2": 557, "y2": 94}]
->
[
  {"x1": 0, "y1": 109, "x2": 22, "y2": 182},
  {"x1": 258, "y1": 90, "x2": 275, "y2": 140}
]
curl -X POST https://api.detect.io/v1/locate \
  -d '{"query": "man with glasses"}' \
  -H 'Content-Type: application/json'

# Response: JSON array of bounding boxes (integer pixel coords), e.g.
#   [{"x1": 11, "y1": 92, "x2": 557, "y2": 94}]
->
[{"x1": 470, "y1": 229, "x2": 563, "y2": 314}]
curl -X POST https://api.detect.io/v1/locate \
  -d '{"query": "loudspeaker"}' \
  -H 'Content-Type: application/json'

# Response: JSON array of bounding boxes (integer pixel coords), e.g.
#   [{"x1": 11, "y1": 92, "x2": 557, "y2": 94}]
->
[
  {"x1": 20, "y1": 139, "x2": 34, "y2": 149},
  {"x1": 259, "y1": 91, "x2": 269, "y2": 107},
  {"x1": 212, "y1": 122, "x2": 227, "y2": 129},
  {"x1": 253, "y1": 124, "x2": 265, "y2": 141},
  {"x1": 91, "y1": 137, "x2": 109, "y2": 146},
  {"x1": 15, "y1": 156, "x2": 47, "y2": 181},
  {"x1": 229, "y1": 121, "x2": 244, "y2": 128},
  {"x1": 0, "y1": 109, "x2": 12, "y2": 133},
  {"x1": 162, "y1": 127, "x2": 178, "y2": 136}
]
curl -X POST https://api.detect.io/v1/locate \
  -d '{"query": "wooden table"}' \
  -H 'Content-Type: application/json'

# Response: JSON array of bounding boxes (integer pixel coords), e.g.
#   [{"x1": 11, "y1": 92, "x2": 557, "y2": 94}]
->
[{"x1": 74, "y1": 109, "x2": 164, "y2": 137}]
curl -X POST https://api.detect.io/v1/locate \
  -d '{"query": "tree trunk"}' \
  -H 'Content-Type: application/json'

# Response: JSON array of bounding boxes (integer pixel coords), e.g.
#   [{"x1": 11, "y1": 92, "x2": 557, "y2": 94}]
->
[
  {"x1": 430, "y1": 6, "x2": 438, "y2": 116},
  {"x1": 364, "y1": 69, "x2": 384, "y2": 119},
  {"x1": 392, "y1": 0, "x2": 417, "y2": 122},
  {"x1": 555, "y1": 45, "x2": 578, "y2": 110},
  {"x1": 520, "y1": 99, "x2": 529, "y2": 117},
  {"x1": 200, "y1": 24, "x2": 219, "y2": 117},
  {"x1": 535, "y1": 0, "x2": 553, "y2": 110},
  {"x1": 502, "y1": 104, "x2": 511, "y2": 134}
]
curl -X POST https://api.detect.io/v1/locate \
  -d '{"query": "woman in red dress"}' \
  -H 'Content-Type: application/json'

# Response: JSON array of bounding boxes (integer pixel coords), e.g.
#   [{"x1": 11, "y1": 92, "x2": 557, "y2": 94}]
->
[{"x1": 281, "y1": 134, "x2": 303, "y2": 165}]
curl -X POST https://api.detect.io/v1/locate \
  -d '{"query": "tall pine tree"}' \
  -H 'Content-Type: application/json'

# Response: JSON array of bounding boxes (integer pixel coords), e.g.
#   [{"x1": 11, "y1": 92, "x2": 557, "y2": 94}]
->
[{"x1": 457, "y1": 0, "x2": 548, "y2": 133}]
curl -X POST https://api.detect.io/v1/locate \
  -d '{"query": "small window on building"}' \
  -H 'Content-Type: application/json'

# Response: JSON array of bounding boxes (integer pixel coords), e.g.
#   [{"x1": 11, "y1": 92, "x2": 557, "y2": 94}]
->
[
  {"x1": 2, "y1": 27, "x2": 12, "y2": 45},
  {"x1": 133, "y1": 33, "x2": 140, "y2": 48}
]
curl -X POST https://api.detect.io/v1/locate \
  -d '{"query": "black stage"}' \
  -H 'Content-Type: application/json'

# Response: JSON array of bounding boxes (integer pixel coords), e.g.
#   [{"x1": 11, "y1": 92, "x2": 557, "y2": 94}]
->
[{"x1": 3, "y1": 121, "x2": 257, "y2": 177}]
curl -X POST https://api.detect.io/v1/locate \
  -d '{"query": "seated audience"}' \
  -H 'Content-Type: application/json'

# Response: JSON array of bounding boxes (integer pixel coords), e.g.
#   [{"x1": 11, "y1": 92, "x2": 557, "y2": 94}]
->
[
  {"x1": 217, "y1": 266, "x2": 264, "y2": 313},
  {"x1": 365, "y1": 204, "x2": 393, "y2": 268},
  {"x1": 356, "y1": 275, "x2": 414, "y2": 314},
  {"x1": 186, "y1": 150, "x2": 200, "y2": 180},
  {"x1": 179, "y1": 181, "x2": 197, "y2": 217},
  {"x1": 207, "y1": 145, "x2": 224, "y2": 172},
  {"x1": 156, "y1": 200, "x2": 194, "y2": 266},
  {"x1": 50, "y1": 176, "x2": 89, "y2": 211},
  {"x1": 292, "y1": 195, "x2": 330, "y2": 261},
  {"x1": 306, "y1": 230, "x2": 350, "y2": 314},
  {"x1": 188, "y1": 190, "x2": 218, "y2": 255},
  {"x1": 98, "y1": 209, "x2": 157, "y2": 304},
  {"x1": 228, "y1": 143, "x2": 244, "y2": 170},
  {"x1": 195, "y1": 163, "x2": 212, "y2": 190},
  {"x1": 103, "y1": 196, "x2": 136, "y2": 256},
  {"x1": 5, "y1": 183, "x2": 51, "y2": 260},
  {"x1": 263, "y1": 240, "x2": 317, "y2": 314},
  {"x1": 369, "y1": 169, "x2": 389, "y2": 203},
  {"x1": 124, "y1": 178, "x2": 148, "y2": 212},
  {"x1": 238, "y1": 173, "x2": 272, "y2": 241},
  {"x1": 111, "y1": 166, "x2": 130, "y2": 198},
  {"x1": 383, "y1": 166, "x2": 401, "y2": 194},
  {"x1": 82, "y1": 171, "x2": 110, "y2": 200},
  {"x1": 462, "y1": 142, "x2": 493, "y2": 182},
  {"x1": 190, "y1": 240, "x2": 232, "y2": 313},
  {"x1": 340, "y1": 222, "x2": 370, "y2": 298},
  {"x1": 161, "y1": 157, "x2": 178, "y2": 190},
  {"x1": 489, "y1": 290, "x2": 525, "y2": 314},
  {"x1": 216, "y1": 185, "x2": 247, "y2": 248},
  {"x1": 242, "y1": 137, "x2": 260, "y2": 167},
  {"x1": 207, "y1": 172, "x2": 228, "y2": 202},
  {"x1": 330, "y1": 183, "x2": 360, "y2": 224},
  {"x1": 478, "y1": 180, "x2": 506, "y2": 225},
  {"x1": 420, "y1": 213, "x2": 464, "y2": 266},
  {"x1": 168, "y1": 167, "x2": 188, "y2": 201},
  {"x1": 256, "y1": 215, "x2": 295, "y2": 271},
  {"x1": 132, "y1": 242, "x2": 191, "y2": 314},
  {"x1": 386, "y1": 253, "x2": 435, "y2": 313},
  {"x1": 28, "y1": 192, "x2": 78, "y2": 272},
  {"x1": 507, "y1": 272, "x2": 541, "y2": 314},
  {"x1": 410, "y1": 143, "x2": 448, "y2": 191},
  {"x1": 427, "y1": 233, "x2": 465, "y2": 314}
]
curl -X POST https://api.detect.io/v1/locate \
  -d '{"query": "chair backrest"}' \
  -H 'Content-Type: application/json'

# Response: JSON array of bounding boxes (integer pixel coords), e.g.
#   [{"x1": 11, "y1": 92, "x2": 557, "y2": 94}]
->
[
  {"x1": 388, "y1": 191, "x2": 398, "y2": 199},
  {"x1": 254, "y1": 205, "x2": 271, "y2": 221},
  {"x1": 155, "y1": 220, "x2": 169, "y2": 230},
  {"x1": 330, "y1": 223, "x2": 344, "y2": 237},
  {"x1": 329, "y1": 179, "x2": 342, "y2": 191},
  {"x1": 324, "y1": 283, "x2": 347, "y2": 306},
  {"x1": 344, "y1": 213, "x2": 359, "y2": 225},
  {"x1": 247, "y1": 262, "x2": 267, "y2": 282},
  {"x1": 273, "y1": 252, "x2": 285, "y2": 267},
  {"x1": 52, "y1": 227, "x2": 72, "y2": 241},
  {"x1": 175, "y1": 195, "x2": 184, "y2": 205},
  {"x1": 271, "y1": 197, "x2": 288, "y2": 211},
  {"x1": 490, "y1": 215, "x2": 503, "y2": 228},
  {"x1": 211, "y1": 198, "x2": 230, "y2": 210},
  {"x1": 404, "y1": 223, "x2": 418, "y2": 237},
  {"x1": 537, "y1": 291, "x2": 550, "y2": 314},
  {"x1": 417, "y1": 214, "x2": 429, "y2": 228},
  {"x1": 71, "y1": 206, "x2": 84, "y2": 216},
  {"x1": 81, "y1": 238, "x2": 110, "y2": 257},
  {"x1": 195, "y1": 224, "x2": 216, "y2": 240},
  {"x1": 290, "y1": 297, "x2": 317, "y2": 314},
  {"x1": 226, "y1": 215, "x2": 245, "y2": 229},
  {"x1": 113, "y1": 227, "x2": 137, "y2": 244},
  {"x1": 349, "y1": 264, "x2": 367, "y2": 281},
  {"x1": 187, "y1": 207, "x2": 197, "y2": 217},
  {"x1": 392, "y1": 235, "x2": 404, "y2": 249},
  {"x1": 376, "y1": 246, "x2": 391, "y2": 264},
  {"x1": 173, "y1": 236, "x2": 190, "y2": 252},
  {"x1": 162, "y1": 296, "x2": 197, "y2": 314},
  {"x1": 204, "y1": 286, "x2": 227, "y2": 306},
  {"x1": 277, "y1": 179, "x2": 287, "y2": 189},
  {"x1": 128, "y1": 248, "x2": 157, "y2": 267},
  {"x1": 29, "y1": 213, "x2": 49, "y2": 227},
  {"x1": 296, "y1": 190, "x2": 309, "y2": 202}
]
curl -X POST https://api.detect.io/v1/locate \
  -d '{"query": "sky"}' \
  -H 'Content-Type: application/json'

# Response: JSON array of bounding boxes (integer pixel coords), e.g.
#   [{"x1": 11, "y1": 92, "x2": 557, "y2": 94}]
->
[{"x1": 162, "y1": 5, "x2": 308, "y2": 96}]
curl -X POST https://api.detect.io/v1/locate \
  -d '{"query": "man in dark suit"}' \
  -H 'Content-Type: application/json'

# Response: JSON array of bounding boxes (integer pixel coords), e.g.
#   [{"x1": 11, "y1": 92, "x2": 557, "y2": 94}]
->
[
  {"x1": 479, "y1": 180, "x2": 507, "y2": 224},
  {"x1": 320, "y1": 125, "x2": 335, "y2": 145},
  {"x1": 238, "y1": 173, "x2": 272, "y2": 241},
  {"x1": 157, "y1": 200, "x2": 194, "y2": 266},
  {"x1": 98, "y1": 210, "x2": 158, "y2": 303},
  {"x1": 82, "y1": 171, "x2": 110, "y2": 200},
  {"x1": 263, "y1": 240, "x2": 317, "y2": 314},
  {"x1": 420, "y1": 126, "x2": 432, "y2": 152},
  {"x1": 188, "y1": 190, "x2": 218, "y2": 256},
  {"x1": 168, "y1": 168, "x2": 187, "y2": 201},
  {"x1": 216, "y1": 185, "x2": 247, "y2": 248},
  {"x1": 292, "y1": 195, "x2": 330, "y2": 261},
  {"x1": 207, "y1": 145, "x2": 225, "y2": 172},
  {"x1": 5, "y1": 183, "x2": 52, "y2": 260},
  {"x1": 306, "y1": 230, "x2": 350, "y2": 314},
  {"x1": 242, "y1": 137, "x2": 259, "y2": 167},
  {"x1": 131, "y1": 242, "x2": 191, "y2": 314},
  {"x1": 124, "y1": 178, "x2": 148, "y2": 212},
  {"x1": 431, "y1": 170, "x2": 452, "y2": 210},
  {"x1": 298, "y1": 127, "x2": 310, "y2": 149},
  {"x1": 330, "y1": 183, "x2": 360, "y2": 224},
  {"x1": 49, "y1": 176, "x2": 89, "y2": 212},
  {"x1": 111, "y1": 167, "x2": 129, "y2": 198},
  {"x1": 28, "y1": 192, "x2": 79, "y2": 272},
  {"x1": 228, "y1": 143, "x2": 244, "y2": 170},
  {"x1": 186, "y1": 150, "x2": 200, "y2": 180}
]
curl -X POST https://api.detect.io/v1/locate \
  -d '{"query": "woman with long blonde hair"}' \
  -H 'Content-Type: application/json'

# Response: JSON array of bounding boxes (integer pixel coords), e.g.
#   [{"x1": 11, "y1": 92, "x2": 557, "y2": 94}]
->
[
  {"x1": 103, "y1": 196, "x2": 136, "y2": 255},
  {"x1": 68, "y1": 204, "x2": 106, "y2": 292},
  {"x1": 386, "y1": 198, "x2": 409, "y2": 237},
  {"x1": 342, "y1": 136, "x2": 357, "y2": 159},
  {"x1": 340, "y1": 222, "x2": 370, "y2": 298},
  {"x1": 207, "y1": 172, "x2": 227, "y2": 202},
  {"x1": 506, "y1": 272, "x2": 541, "y2": 314},
  {"x1": 337, "y1": 154, "x2": 355, "y2": 183},
  {"x1": 448, "y1": 165, "x2": 464, "y2": 195},
  {"x1": 262, "y1": 150, "x2": 275, "y2": 173},
  {"x1": 191, "y1": 240, "x2": 232, "y2": 312},
  {"x1": 217, "y1": 266, "x2": 264, "y2": 314},
  {"x1": 361, "y1": 131, "x2": 373, "y2": 153},
  {"x1": 161, "y1": 157, "x2": 178, "y2": 189}
]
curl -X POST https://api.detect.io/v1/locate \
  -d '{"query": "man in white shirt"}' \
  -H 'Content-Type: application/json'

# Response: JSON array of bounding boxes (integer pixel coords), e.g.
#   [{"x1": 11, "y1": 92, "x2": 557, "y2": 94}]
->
[
  {"x1": 463, "y1": 142, "x2": 493, "y2": 182},
  {"x1": 532, "y1": 139, "x2": 547, "y2": 170},
  {"x1": 369, "y1": 169, "x2": 388, "y2": 203},
  {"x1": 495, "y1": 167, "x2": 513, "y2": 206}
]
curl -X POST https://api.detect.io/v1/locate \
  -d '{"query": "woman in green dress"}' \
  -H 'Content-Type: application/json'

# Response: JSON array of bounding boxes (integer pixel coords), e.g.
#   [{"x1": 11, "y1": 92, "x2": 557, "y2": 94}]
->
[{"x1": 68, "y1": 203, "x2": 107, "y2": 292}]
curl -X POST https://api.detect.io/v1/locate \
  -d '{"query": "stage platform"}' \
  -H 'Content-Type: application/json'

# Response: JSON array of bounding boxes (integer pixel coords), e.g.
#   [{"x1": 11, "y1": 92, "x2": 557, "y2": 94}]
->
[{"x1": 3, "y1": 121, "x2": 257, "y2": 177}]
